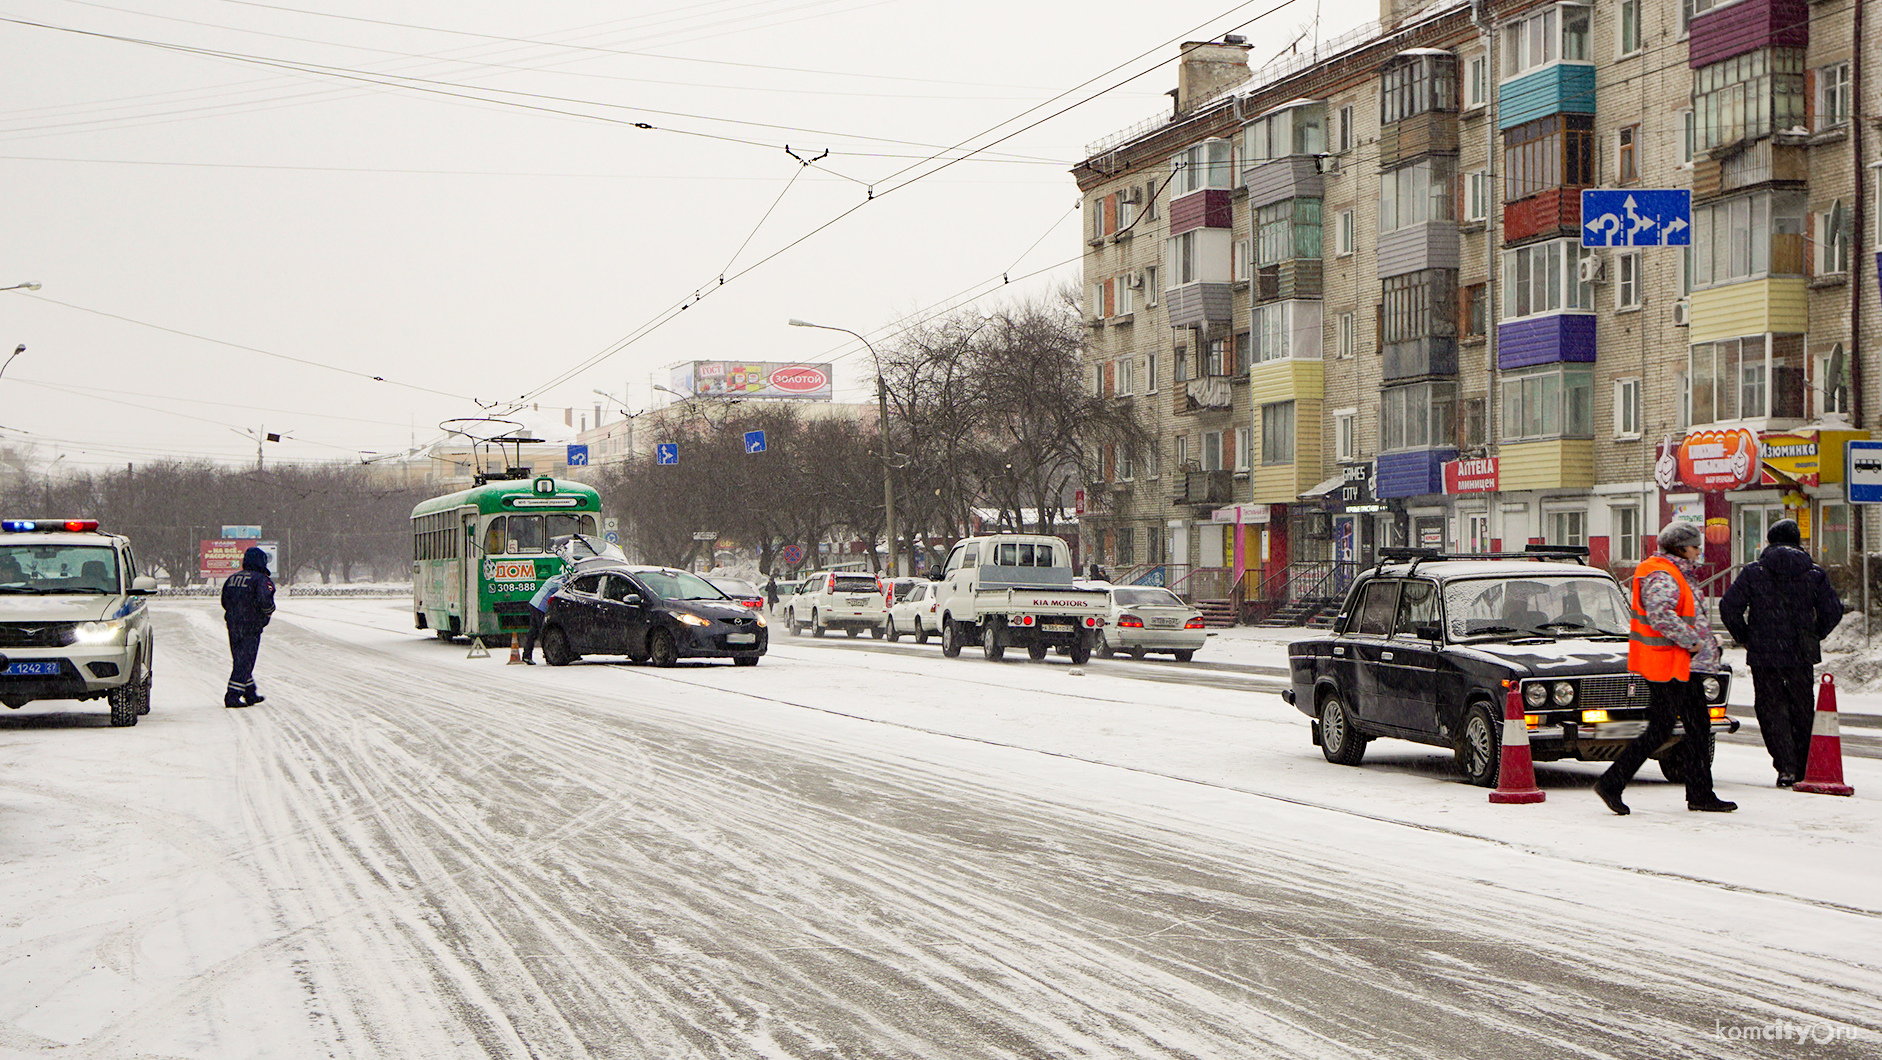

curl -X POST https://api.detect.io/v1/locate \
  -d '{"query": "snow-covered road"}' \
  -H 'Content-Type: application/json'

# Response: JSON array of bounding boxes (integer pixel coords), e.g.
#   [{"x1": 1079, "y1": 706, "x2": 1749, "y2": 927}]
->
[{"x1": 2, "y1": 598, "x2": 1878, "y2": 1059}]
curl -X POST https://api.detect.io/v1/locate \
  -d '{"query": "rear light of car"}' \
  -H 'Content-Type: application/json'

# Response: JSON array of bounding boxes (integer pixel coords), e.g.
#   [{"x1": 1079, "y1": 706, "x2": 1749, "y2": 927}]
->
[
  {"x1": 1117, "y1": 615, "x2": 1145, "y2": 628},
  {"x1": 1184, "y1": 616, "x2": 1205, "y2": 629},
  {"x1": 1082, "y1": 616, "x2": 1101, "y2": 628},
  {"x1": 826, "y1": 574, "x2": 836, "y2": 593},
  {"x1": 740, "y1": 599, "x2": 761, "y2": 608},
  {"x1": 1014, "y1": 614, "x2": 1036, "y2": 626}
]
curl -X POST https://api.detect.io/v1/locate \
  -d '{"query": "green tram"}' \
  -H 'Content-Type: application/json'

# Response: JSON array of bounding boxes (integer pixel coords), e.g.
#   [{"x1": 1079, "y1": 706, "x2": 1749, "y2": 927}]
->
[{"x1": 411, "y1": 475, "x2": 602, "y2": 640}]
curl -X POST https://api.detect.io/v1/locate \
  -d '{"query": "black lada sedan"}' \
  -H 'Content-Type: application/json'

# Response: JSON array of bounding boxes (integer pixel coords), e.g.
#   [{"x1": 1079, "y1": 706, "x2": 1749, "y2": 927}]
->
[
  {"x1": 542, "y1": 562, "x2": 766, "y2": 667},
  {"x1": 1283, "y1": 547, "x2": 1736, "y2": 786}
]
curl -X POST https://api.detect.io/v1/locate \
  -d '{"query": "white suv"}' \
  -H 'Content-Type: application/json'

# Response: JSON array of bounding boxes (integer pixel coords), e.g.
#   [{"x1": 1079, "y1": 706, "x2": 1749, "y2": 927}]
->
[
  {"x1": 0, "y1": 519, "x2": 159, "y2": 726},
  {"x1": 784, "y1": 570, "x2": 887, "y2": 638}
]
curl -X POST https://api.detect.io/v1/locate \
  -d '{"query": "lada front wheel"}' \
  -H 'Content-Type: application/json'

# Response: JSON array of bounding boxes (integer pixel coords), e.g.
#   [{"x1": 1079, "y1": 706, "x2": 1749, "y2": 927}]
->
[
  {"x1": 1456, "y1": 702, "x2": 1501, "y2": 787},
  {"x1": 1319, "y1": 692, "x2": 1367, "y2": 765},
  {"x1": 1658, "y1": 732, "x2": 1715, "y2": 785}
]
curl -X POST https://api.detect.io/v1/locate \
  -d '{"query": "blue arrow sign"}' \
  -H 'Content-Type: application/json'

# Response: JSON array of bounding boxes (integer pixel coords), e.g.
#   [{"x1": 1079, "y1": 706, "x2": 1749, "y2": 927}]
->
[
  {"x1": 744, "y1": 430, "x2": 767, "y2": 454},
  {"x1": 655, "y1": 443, "x2": 678, "y2": 465},
  {"x1": 1582, "y1": 189, "x2": 1691, "y2": 246},
  {"x1": 566, "y1": 444, "x2": 589, "y2": 466}
]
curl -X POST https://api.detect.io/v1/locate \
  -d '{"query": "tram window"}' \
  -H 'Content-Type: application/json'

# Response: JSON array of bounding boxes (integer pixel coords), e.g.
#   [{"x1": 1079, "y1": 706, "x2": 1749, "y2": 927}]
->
[
  {"x1": 484, "y1": 518, "x2": 506, "y2": 555},
  {"x1": 507, "y1": 516, "x2": 545, "y2": 553},
  {"x1": 546, "y1": 513, "x2": 596, "y2": 540}
]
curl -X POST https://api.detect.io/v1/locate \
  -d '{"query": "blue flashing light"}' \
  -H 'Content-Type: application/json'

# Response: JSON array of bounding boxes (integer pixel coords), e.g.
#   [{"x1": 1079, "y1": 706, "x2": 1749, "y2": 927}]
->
[{"x1": 2, "y1": 520, "x2": 36, "y2": 532}]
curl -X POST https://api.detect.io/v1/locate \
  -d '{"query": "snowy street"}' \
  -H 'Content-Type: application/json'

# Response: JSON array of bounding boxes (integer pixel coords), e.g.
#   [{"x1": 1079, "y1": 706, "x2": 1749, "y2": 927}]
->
[{"x1": 2, "y1": 598, "x2": 1879, "y2": 1059}]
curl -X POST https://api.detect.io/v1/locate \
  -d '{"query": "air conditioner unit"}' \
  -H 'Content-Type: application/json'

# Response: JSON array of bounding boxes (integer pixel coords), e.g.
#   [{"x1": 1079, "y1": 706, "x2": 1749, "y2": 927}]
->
[
  {"x1": 1577, "y1": 255, "x2": 1607, "y2": 284},
  {"x1": 1126, "y1": 272, "x2": 1145, "y2": 290},
  {"x1": 1316, "y1": 153, "x2": 1340, "y2": 174},
  {"x1": 1672, "y1": 300, "x2": 1691, "y2": 326},
  {"x1": 1122, "y1": 187, "x2": 1144, "y2": 205}
]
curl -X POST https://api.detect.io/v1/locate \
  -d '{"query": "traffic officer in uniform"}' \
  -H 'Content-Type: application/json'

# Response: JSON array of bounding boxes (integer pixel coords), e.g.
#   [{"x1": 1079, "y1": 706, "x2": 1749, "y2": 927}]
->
[
  {"x1": 222, "y1": 546, "x2": 276, "y2": 707},
  {"x1": 1596, "y1": 522, "x2": 1735, "y2": 814}
]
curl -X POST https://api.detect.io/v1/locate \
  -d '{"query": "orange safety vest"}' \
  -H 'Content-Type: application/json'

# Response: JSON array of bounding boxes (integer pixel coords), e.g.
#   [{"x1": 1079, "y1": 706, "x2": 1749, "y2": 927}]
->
[{"x1": 1628, "y1": 554, "x2": 1696, "y2": 682}]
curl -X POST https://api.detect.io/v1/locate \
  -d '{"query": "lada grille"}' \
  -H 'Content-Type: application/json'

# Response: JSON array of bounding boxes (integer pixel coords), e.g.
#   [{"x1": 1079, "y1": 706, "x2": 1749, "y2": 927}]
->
[
  {"x1": 1577, "y1": 675, "x2": 1651, "y2": 714},
  {"x1": 0, "y1": 622, "x2": 78, "y2": 647}
]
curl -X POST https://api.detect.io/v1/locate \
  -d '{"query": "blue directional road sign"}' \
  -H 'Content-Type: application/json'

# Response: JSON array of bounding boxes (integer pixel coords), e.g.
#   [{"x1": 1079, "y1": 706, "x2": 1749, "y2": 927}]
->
[
  {"x1": 566, "y1": 444, "x2": 589, "y2": 466},
  {"x1": 1582, "y1": 189, "x2": 1691, "y2": 246},
  {"x1": 1848, "y1": 441, "x2": 1882, "y2": 504},
  {"x1": 744, "y1": 430, "x2": 767, "y2": 454},
  {"x1": 656, "y1": 443, "x2": 679, "y2": 465}
]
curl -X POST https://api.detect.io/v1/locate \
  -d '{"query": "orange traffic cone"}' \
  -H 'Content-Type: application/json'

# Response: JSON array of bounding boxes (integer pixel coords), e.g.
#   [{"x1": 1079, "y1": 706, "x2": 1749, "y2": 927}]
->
[
  {"x1": 1793, "y1": 673, "x2": 1854, "y2": 796},
  {"x1": 506, "y1": 633, "x2": 524, "y2": 665},
  {"x1": 1489, "y1": 686, "x2": 1546, "y2": 804}
]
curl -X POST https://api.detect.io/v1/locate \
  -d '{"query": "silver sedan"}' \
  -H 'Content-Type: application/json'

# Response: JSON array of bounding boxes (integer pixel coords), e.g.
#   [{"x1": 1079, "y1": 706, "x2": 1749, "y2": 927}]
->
[{"x1": 1093, "y1": 586, "x2": 1207, "y2": 661}]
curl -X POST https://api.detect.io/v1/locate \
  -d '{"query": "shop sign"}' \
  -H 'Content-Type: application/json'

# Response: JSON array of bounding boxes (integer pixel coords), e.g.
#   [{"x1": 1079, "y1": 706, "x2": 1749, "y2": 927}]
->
[
  {"x1": 1442, "y1": 457, "x2": 1499, "y2": 493},
  {"x1": 1211, "y1": 504, "x2": 1271, "y2": 524},
  {"x1": 1664, "y1": 428, "x2": 1760, "y2": 492},
  {"x1": 1758, "y1": 432, "x2": 1820, "y2": 487},
  {"x1": 1334, "y1": 463, "x2": 1375, "y2": 510}
]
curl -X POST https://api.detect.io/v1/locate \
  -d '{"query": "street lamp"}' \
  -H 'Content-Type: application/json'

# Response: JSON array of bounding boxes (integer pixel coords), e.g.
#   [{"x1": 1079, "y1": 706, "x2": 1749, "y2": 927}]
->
[
  {"x1": 0, "y1": 344, "x2": 23, "y2": 383},
  {"x1": 0, "y1": 282, "x2": 40, "y2": 293},
  {"x1": 789, "y1": 317, "x2": 899, "y2": 577},
  {"x1": 592, "y1": 389, "x2": 642, "y2": 462}
]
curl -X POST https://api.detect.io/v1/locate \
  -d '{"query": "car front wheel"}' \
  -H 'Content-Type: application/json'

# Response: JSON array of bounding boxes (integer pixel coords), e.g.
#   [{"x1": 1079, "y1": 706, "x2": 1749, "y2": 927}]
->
[
  {"x1": 1319, "y1": 691, "x2": 1368, "y2": 765},
  {"x1": 542, "y1": 626, "x2": 576, "y2": 667},
  {"x1": 648, "y1": 629, "x2": 679, "y2": 668},
  {"x1": 1456, "y1": 702, "x2": 1501, "y2": 787},
  {"x1": 940, "y1": 618, "x2": 963, "y2": 658},
  {"x1": 1658, "y1": 731, "x2": 1716, "y2": 785}
]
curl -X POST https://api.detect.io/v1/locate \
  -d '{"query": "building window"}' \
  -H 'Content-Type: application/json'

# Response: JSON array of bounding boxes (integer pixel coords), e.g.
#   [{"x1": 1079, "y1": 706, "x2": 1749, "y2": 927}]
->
[
  {"x1": 1615, "y1": 377, "x2": 1642, "y2": 437},
  {"x1": 1693, "y1": 49, "x2": 1805, "y2": 152},
  {"x1": 1503, "y1": 365, "x2": 1594, "y2": 440},
  {"x1": 1611, "y1": 505, "x2": 1641, "y2": 564},
  {"x1": 1252, "y1": 301, "x2": 1323, "y2": 362},
  {"x1": 1817, "y1": 61, "x2": 1851, "y2": 132},
  {"x1": 1142, "y1": 183, "x2": 1158, "y2": 220},
  {"x1": 1546, "y1": 509, "x2": 1587, "y2": 548},
  {"x1": 1617, "y1": 124, "x2": 1639, "y2": 185},
  {"x1": 1688, "y1": 334, "x2": 1807, "y2": 424},
  {"x1": 1381, "y1": 382, "x2": 1456, "y2": 451},
  {"x1": 1381, "y1": 270, "x2": 1457, "y2": 344},
  {"x1": 1815, "y1": 201, "x2": 1850, "y2": 276},
  {"x1": 1335, "y1": 409, "x2": 1357, "y2": 461},
  {"x1": 1337, "y1": 103, "x2": 1354, "y2": 152},
  {"x1": 1501, "y1": 4, "x2": 1592, "y2": 80},
  {"x1": 1202, "y1": 430, "x2": 1224, "y2": 471},
  {"x1": 1243, "y1": 101, "x2": 1325, "y2": 162},
  {"x1": 1116, "y1": 527, "x2": 1134, "y2": 566},
  {"x1": 1174, "y1": 345, "x2": 1189, "y2": 383},
  {"x1": 1462, "y1": 283, "x2": 1487, "y2": 337},
  {"x1": 1233, "y1": 238, "x2": 1252, "y2": 282},
  {"x1": 1690, "y1": 190, "x2": 1806, "y2": 289},
  {"x1": 1817, "y1": 345, "x2": 1850, "y2": 416},
  {"x1": 1171, "y1": 138, "x2": 1234, "y2": 196},
  {"x1": 1466, "y1": 168, "x2": 1491, "y2": 222},
  {"x1": 1175, "y1": 434, "x2": 1189, "y2": 470},
  {"x1": 1116, "y1": 357, "x2": 1134, "y2": 395},
  {"x1": 1503, "y1": 114, "x2": 1595, "y2": 201},
  {"x1": 1679, "y1": 109, "x2": 1695, "y2": 164},
  {"x1": 1143, "y1": 265, "x2": 1159, "y2": 306},
  {"x1": 1501, "y1": 239, "x2": 1595, "y2": 319},
  {"x1": 1617, "y1": 252, "x2": 1642, "y2": 309},
  {"x1": 1461, "y1": 396, "x2": 1487, "y2": 447},
  {"x1": 1465, "y1": 54, "x2": 1488, "y2": 109},
  {"x1": 1206, "y1": 337, "x2": 1229, "y2": 377},
  {"x1": 1380, "y1": 52, "x2": 1457, "y2": 125},
  {"x1": 1258, "y1": 198, "x2": 1323, "y2": 264},
  {"x1": 1380, "y1": 157, "x2": 1455, "y2": 232},
  {"x1": 1167, "y1": 230, "x2": 1197, "y2": 285},
  {"x1": 1262, "y1": 402, "x2": 1296, "y2": 465},
  {"x1": 1336, "y1": 209, "x2": 1355, "y2": 256},
  {"x1": 1619, "y1": 0, "x2": 1641, "y2": 56},
  {"x1": 1236, "y1": 426, "x2": 1253, "y2": 470},
  {"x1": 1146, "y1": 351, "x2": 1159, "y2": 393}
]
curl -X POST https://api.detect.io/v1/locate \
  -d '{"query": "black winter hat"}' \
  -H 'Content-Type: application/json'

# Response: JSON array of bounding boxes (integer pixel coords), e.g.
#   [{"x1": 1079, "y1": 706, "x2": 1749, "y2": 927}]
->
[{"x1": 1766, "y1": 518, "x2": 1802, "y2": 546}]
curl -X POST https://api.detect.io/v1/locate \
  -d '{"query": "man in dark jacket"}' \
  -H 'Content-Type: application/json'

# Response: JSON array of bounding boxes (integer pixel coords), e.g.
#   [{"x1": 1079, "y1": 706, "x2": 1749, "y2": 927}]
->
[
  {"x1": 1720, "y1": 519, "x2": 1844, "y2": 786},
  {"x1": 221, "y1": 546, "x2": 276, "y2": 708}
]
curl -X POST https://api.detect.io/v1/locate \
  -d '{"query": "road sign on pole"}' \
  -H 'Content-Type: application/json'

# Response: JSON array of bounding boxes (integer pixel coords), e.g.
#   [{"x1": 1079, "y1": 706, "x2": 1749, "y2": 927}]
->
[
  {"x1": 656, "y1": 443, "x2": 679, "y2": 465},
  {"x1": 566, "y1": 444, "x2": 589, "y2": 466},
  {"x1": 744, "y1": 430, "x2": 767, "y2": 454},
  {"x1": 1582, "y1": 189, "x2": 1691, "y2": 246},
  {"x1": 1848, "y1": 441, "x2": 1882, "y2": 503}
]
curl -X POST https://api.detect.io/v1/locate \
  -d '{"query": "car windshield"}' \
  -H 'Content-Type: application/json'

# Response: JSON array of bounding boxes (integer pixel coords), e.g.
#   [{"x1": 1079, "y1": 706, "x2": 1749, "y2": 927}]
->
[
  {"x1": 0, "y1": 544, "x2": 119, "y2": 594},
  {"x1": 1113, "y1": 587, "x2": 1185, "y2": 608},
  {"x1": 1443, "y1": 575, "x2": 1630, "y2": 640},
  {"x1": 635, "y1": 569, "x2": 730, "y2": 602},
  {"x1": 708, "y1": 578, "x2": 757, "y2": 597}
]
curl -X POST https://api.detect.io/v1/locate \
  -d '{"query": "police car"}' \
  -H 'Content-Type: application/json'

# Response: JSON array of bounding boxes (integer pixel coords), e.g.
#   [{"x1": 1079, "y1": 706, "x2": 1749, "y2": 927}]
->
[{"x1": 0, "y1": 519, "x2": 158, "y2": 726}]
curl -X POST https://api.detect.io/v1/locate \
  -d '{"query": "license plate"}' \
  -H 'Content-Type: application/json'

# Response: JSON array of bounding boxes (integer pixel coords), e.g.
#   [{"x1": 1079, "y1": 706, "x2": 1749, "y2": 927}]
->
[
  {"x1": 1041, "y1": 623, "x2": 1073, "y2": 633},
  {"x1": 846, "y1": 597, "x2": 867, "y2": 605},
  {"x1": 1150, "y1": 617, "x2": 1179, "y2": 628},
  {"x1": 725, "y1": 633, "x2": 756, "y2": 645},
  {"x1": 4, "y1": 661, "x2": 60, "y2": 676}
]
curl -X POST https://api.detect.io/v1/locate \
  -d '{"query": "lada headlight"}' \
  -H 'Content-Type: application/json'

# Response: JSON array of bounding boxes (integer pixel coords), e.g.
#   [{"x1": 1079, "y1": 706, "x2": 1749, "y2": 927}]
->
[
  {"x1": 73, "y1": 619, "x2": 127, "y2": 645},
  {"x1": 1552, "y1": 681, "x2": 1576, "y2": 706},
  {"x1": 1701, "y1": 676, "x2": 1722, "y2": 702},
  {"x1": 1523, "y1": 682, "x2": 1548, "y2": 708}
]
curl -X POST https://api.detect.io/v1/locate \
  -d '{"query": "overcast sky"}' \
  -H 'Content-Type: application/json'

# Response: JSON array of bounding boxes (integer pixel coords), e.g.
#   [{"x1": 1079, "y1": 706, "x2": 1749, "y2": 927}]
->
[{"x1": 1, "y1": 0, "x2": 1373, "y2": 473}]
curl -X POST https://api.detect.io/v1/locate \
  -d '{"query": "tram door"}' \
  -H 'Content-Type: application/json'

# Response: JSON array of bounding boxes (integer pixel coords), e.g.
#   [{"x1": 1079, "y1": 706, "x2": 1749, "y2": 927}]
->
[{"x1": 460, "y1": 511, "x2": 478, "y2": 634}]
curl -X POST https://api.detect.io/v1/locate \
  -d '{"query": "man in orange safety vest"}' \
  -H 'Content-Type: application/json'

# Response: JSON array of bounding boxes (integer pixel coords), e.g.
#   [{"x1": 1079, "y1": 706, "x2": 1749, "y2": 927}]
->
[{"x1": 1595, "y1": 521, "x2": 1736, "y2": 815}]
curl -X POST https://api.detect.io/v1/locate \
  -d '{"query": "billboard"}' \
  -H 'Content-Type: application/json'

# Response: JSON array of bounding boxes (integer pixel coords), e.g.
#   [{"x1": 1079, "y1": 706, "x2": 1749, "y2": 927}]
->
[
  {"x1": 200, "y1": 539, "x2": 281, "y2": 581},
  {"x1": 667, "y1": 361, "x2": 834, "y2": 401}
]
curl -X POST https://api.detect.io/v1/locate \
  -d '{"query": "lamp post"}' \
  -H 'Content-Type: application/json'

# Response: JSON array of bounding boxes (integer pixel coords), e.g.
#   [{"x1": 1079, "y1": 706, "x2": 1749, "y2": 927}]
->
[
  {"x1": 0, "y1": 344, "x2": 23, "y2": 383},
  {"x1": 592, "y1": 389, "x2": 640, "y2": 463},
  {"x1": 789, "y1": 318, "x2": 898, "y2": 577},
  {"x1": 0, "y1": 282, "x2": 40, "y2": 293}
]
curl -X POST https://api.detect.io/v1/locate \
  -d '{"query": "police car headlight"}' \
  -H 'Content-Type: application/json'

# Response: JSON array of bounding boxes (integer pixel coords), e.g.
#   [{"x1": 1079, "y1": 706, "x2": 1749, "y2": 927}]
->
[
  {"x1": 1523, "y1": 682, "x2": 1548, "y2": 708},
  {"x1": 74, "y1": 619, "x2": 127, "y2": 645},
  {"x1": 1552, "y1": 681, "x2": 1576, "y2": 706},
  {"x1": 1701, "y1": 676, "x2": 1723, "y2": 702}
]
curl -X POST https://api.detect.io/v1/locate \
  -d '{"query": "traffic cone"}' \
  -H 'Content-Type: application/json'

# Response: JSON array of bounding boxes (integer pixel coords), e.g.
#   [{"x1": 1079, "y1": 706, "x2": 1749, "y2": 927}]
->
[
  {"x1": 1793, "y1": 673, "x2": 1854, "y2": 796},
  {"x1": 506, "y1": 633, "x2": 524, "y2": 665},
  {"x1": 1489, "y1": 686, "x2": 1546, "y2": 804}
]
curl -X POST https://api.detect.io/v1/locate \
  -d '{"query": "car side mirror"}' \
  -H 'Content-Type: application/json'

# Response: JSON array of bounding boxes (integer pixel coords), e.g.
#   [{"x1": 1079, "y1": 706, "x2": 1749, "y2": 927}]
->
[
  {"x1": 622, "y1": 593, "x2": 643, "y2": 607},
  {"x1": 130, "y1": 575, "x2": 158, "y2": 595},
  {"x1": 930, "y1": 572, "x2": 944, "y2": 581}
]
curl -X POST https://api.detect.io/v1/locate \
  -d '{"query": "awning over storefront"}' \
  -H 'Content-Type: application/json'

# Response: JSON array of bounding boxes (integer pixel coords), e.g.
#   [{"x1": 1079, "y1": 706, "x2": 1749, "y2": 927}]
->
[{"x1": 1300, "y1": 475, "x2": 1343, "y2": 500}]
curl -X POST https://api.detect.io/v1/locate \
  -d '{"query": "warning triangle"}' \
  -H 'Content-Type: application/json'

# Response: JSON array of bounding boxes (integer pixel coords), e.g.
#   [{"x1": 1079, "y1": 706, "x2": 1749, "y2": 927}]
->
[{"x1": 466, "y1": 638, "x2": 490, "y2": 659}]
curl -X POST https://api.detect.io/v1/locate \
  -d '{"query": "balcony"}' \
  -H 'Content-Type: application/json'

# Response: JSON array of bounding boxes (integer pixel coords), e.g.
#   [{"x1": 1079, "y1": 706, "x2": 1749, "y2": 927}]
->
[
  {"x1": 1688, "y1": 0, "x2": 1809, "y2": 68},
  {"x1": 1244, "y1": 156, "x2": 1323, "y2": 209},
  {"x1": 1180, "y1": 376, "x2": 1235, "y2": 413},
  {"x1": 1180, "y1": 470, "x2": 1234, "y2": 506},
  {"x1": 1497, "y1": 314, "x2": 1597, "y2": 370},
  {"x1": 1378, "y1": 110, "x2": 1459, "y2": 168},
  {"x1": 1164, "y1": 282, "x2": 1235, "y2": 330},
  {"x1": 1375, "y1": 448, "x2": 1456, "y2": 499},
  {"x1": 1378, "y1": 221, "x2": 1460, "y2": 278},
  {"x1": 1497, "y1": 64, "x2": 1597, "y2": 130},
  {"x1": 1168, "y1": 188, "x2": 1233, "y2": 235},
  {"x1": 1504, "y1": 188, "x2": 1584, "y2": 245},
  {"x1": 1255, "y1": 260, "x2": 1324, "y2": 303},
  {"x1": 1382, "y1": 336, "x2": 1458, "y2": 382},
  {"x1": 1693, "y1": 139, "x2": 1808, "y2": 201}
]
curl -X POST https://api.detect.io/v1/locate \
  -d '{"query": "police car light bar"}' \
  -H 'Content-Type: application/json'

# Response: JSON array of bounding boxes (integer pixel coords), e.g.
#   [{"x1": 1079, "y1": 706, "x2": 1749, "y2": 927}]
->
[{"x1": 1, "y1": 519, "x2": 100, "y2": 532}]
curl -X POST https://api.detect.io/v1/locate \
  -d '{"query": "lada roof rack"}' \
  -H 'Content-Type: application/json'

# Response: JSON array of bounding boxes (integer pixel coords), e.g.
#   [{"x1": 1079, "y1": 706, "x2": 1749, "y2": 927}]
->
[{"x1": 1377, "y1": 544, "x2": 1589, "y2": 575}]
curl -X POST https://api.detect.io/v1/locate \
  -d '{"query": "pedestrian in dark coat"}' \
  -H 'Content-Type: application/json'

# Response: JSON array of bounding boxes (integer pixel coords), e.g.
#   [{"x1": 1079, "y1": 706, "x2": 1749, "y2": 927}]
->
[
  {"x1": 765, "y1": 576, "x2": 779, "y2": 608},
  {"x1": 221, "y1": 546, "x2": 275, "y2": 708},
  {"x1": 1719, "y1": 518, "x2": 1845, "y2": 786}
]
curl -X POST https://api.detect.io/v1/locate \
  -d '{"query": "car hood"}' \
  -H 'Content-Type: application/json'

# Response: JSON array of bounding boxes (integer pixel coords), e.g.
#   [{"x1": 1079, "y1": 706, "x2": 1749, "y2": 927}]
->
[
  {"x1": 678, "y1": 601, "x2": 754, "y2": 622},
  {"x1": 0, "y1": 596, "x2": 121, "y2": 622},
  {"x1": 1453, "y1": 639, "x2": 1633, "y2": 676}
]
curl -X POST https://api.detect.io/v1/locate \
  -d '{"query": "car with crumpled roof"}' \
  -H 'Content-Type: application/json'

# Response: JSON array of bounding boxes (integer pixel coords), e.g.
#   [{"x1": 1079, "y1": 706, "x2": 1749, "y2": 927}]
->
[{"x1": 1283, "y1": 546, "x2": 1739, "y2": 786}]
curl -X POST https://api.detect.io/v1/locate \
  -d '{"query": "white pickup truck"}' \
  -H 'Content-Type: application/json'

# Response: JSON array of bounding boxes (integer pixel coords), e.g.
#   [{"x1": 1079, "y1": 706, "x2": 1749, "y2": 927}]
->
[{"x1": 930, "y1": 534, "x2": 1109, "y2": 663}]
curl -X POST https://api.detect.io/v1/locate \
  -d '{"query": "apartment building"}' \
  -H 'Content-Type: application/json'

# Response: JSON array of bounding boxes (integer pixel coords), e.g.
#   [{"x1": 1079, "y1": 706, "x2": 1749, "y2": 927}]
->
[{"x1": 1074, "y1": 0, "x2": 1877, "y2": 614}]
